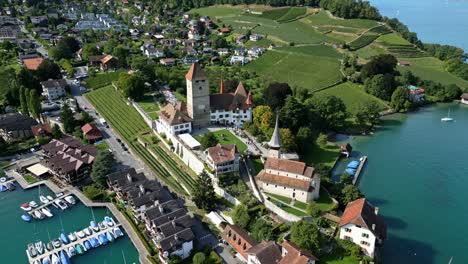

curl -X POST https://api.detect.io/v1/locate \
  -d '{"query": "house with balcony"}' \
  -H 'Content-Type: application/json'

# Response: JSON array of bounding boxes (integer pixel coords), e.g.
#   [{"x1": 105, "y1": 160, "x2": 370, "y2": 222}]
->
[
  {"x1": 41, "y1": 79, "x2": 67, "y2": 100},
  {"x1": 206, "y1": 144, "x2": 240, "y2": 176}
]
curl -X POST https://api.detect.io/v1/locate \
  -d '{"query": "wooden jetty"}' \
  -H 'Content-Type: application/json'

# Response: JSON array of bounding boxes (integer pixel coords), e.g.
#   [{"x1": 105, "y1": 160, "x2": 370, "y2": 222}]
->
[
  {"x1": 26, "y1": 219, "x2": 123, "y2": 264},
  {"x1": 27, "y1": 191, "x2": 72, "y2": 218},
  {"x1": 352, "y1": 156, "x2": 368, "y2": 185}
]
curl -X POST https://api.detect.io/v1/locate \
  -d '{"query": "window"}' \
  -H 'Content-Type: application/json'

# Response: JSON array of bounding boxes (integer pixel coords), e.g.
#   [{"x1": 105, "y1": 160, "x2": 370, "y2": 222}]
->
[
  {"x1": 199, "y1": 87, "x2": 202, "y2": 90},
  {"x1": 345, "y1": 228, "x2": 352, "y2": 233},
  {"x1": 344, "y1": 236, "x2": 352, "y2": 241},
  {"x1": 360, "y1": 241, "x2": 370, "y2": 246},
  {"x1": 362, "y1": 233, "x2": 369, "y2": 238}
]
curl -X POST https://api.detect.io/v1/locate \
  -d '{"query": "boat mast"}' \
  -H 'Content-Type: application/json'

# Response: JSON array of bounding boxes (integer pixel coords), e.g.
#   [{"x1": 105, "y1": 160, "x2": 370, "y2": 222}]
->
[{"x1": 122, "y1": 250, "x2": 127, "y2": 264}]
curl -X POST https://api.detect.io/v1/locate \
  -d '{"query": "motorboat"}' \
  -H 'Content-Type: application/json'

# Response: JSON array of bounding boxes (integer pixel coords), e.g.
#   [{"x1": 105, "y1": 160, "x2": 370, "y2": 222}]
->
[
  {"x1": 60, "y1": 250, "x2": 71, "y2": 264},
  {"x1": 34, "y1": 210, "x2": 45, "y2": 219},
  {"x1": 98, "y1": 221, "x2": 107, "y2": 230},
  {"x1": 83, "y1": 240, "x2": 92, "y2": 250},
  {"x1": 83, "y1": 227, "x2": 92, "y2": 236},
  {"x1": 41, "y1": 208, "x2": 53, "y2": 218},
  {"x1": 90, "y1": 221, "x2": 99, "y2": 232},
  {"x1": 40, "y1": 196, "x2": 49, "y2": 204},
  {"x1": 27, "y1": 243, "x2": 37, "y2": 258},
  {"x1": 68, "y1": 246, "x2": 76, "y2": 257},
  {"x1": 42, "y1": 255, "x2": 50, "y2": 264},
  {"x1": 46, "y1": 242, "x2": 54, "y2": 252},
  {"x1": 90, "y1": 237, "x2": 100, "y2": 247},
  {"x1": 56, "y1": 192, "x2": 64, "y2": 197},
  {"x1": 113, "y1": 227, "x2": 123, "y2": 237},
  {"x1": 68, "y1": 232, "x2": 77, "y2": 242},
  {"x1": 6, "y1": 182, "x2": 14, "y2": 190},
  {"x1": 35, "y1": 241, "x2": 44, "y2": 255},
  {"x1": 0, "y1": 184, "x2": 7, "y2": 192},
  {"x1": 21, "y1": 203, "x2": 32, "y2": 211},
  {"x1": 51, "y1": 253, "x2": 60, "y2": 264},
  {"x1": 33, "y1": 260, "x2": 40, "y2": 264},
  {"x1": 21, "y1": 214, "x2": 32, "y2": 222},
  {"x1": 75, "y1": 244, "x2": 84, "y2": 254},
  {"x1": 64, "y1": 195, "x2": 76, "y2": 205},
  {"x1": 98, "y1": 233, "x2": 108, "y2": 245},
  {"x1": 60, "y1": 232, "x2": 70, "y2": 244},
  {"x1": 106, "y1": 231, "x2": 114, "y2": 242},
  {"x1": 46, "y1": 195, "x2": 54, "y2": 201},
  {"x1": 76, "y1": 230, "x2": 86, "y2": 239},
  {"x1": 30, "y1": 201, "x2": 38, "y2": 208},
  {"x1": 104, "y1": 216, "x2": 114, "y2": 226},
  {"x1": 0, "y1": 177, "x2": 6, "y2": 182},
  {"x1": 52, "y1": 239, "x2": 61, "y2": 248},
  {"x1": 55, "y1": 199, "x2": 68, "y2": 210}
]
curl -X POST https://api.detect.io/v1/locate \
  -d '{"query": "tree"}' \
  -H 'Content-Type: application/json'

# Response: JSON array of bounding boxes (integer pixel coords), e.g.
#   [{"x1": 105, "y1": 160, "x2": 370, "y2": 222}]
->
[
  {"x1": 61, "y1": 36, "x2": 80, "y2": 53},
  {"x1": 82, "y1": 44, "x2": 101, "y2": 60},
  {"x1": 341, "y1": 185, "x2": 364, "y2": 206},
  {"x1": 113, "y1": 45, "x2": 129, "y2": 67},
  {"x1": 28, "y1": 89, "x2": 41, "y2": 119},
  {"x1": 280, "y1": 96, "x2": 307, "y2": 133},
  {"x1": 192, "y1": 252, "x2": 206, "y2": 264},
  {"x1": 232, "y1": 204, "x2": 250, "y2": 229},
  {"x1": 309, "y1": 95, "x2": 348, "y2": 131},
  {"x1": 211, "y1": 35, "x2": 228, "y2": 49},
  {"x1": 296, "y1": 127, "x2": 313, "y2": 154},
  {"x1": 391, "y1": 86, "x2": 412, "y2": 112},
  {"x1": 60, "y1": 103, "x2": 76, "y2": 133},
  {"x1": 81, "y1": 111, "x2": 93, "y2": 124},
  {"x1": 192, "y1": 171, "x2": 216, "y2": 211},
  {"x1": 306, "y1": 202, "x2": 321, "y2": 217},
  {"x1": 117, "y1": 73, "x2": 145, "y2": 100},
  {"x1": 19, "y1": 86, "x2": 29, "y2": 116},
  {"x1": 91, "y1": 151, "x2": 115, "y2": 188},
  {"x1": 361, "y1": 54, "x2": 398, "y2": 80},
  {"x1": 60, "y1": 59, "x2": 75, "y2": 77},
  {"x1": 251, "y1": 219, "x2": 273, "y2": 242},
  {"x1": 279, "y1": 128, "x2": 296, "y2": 151},
  {"x1": 52, "y1": 124, "x2": 63, "y2": 139},
  {"x1": 253, "y1": 105, "x2": 274, "y2": 134},
  {"x1": 49, "y1": 41, "x2": 73, "y2": 61},
  {"x1": 290, "y1": 220, "x2": 321, "y2": 253},
  {"x1": 364, "y1": 73, "x2": 397, "y2": 101},
  {"x1": 36, "y1": 59, "x2": 61, "y2": 81},
  {"x1": 401, "y1": 70, "x2": 419, "y2": 86},
  {"x1": 355, "y1": 101, "x2": 381, "y2": 132},
  {"x1": 199, "y1": 132, "x2": 218, "y2": 150},
  {"x1": 263, "y1": 82, "x2": 292, "y2": 110}
]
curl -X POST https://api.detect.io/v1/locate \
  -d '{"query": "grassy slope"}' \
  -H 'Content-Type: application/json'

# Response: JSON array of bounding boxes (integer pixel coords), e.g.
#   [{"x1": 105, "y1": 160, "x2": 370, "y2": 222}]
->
[
  {"x1": 136, "y1": 94, "x2": 159, "y2": 119},
  {"x1": 303, "y1": 11, "x2": 378, "y2": 30}
]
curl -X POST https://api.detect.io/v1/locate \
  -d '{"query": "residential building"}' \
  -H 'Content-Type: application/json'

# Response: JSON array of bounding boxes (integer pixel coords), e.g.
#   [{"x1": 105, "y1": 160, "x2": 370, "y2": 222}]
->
[
  {"x1": 145, "y1": 47, "x2": 164, "y2": 58},
  {"x1": 407, "y1": 85, "x2": 425, "y2": 103},
  {"x1": 41, "y1": 136, "x2": 97, "y2": 184},
  {"x1": 187, "y1": 29, "x2": 200, "y2": 40},
  {"x1": 461, "y1": 93, "x2": 468, "y2": 104},
  {"x1": 160, "y1": 58, "x2": 176, "y2": 66},
  {"x1": 183, "y1": 56, "x2": 198, "y2": 65},
  {"x1": 81, "y1": 123, "x2": 103, "y2": 143},
  {"x1": 246, "y1": 241, "x2": 283, "y2": 264},
  {"x1": 31, "y1": 124, "x2": 52, "y2": 138},
  {"x1": 156, "y1": 101, "x2": 192, "y2": 136},
  {"x1": 40, "y1": 79, "x2": 67, "y2": 100},
  {"x1": 339, "y1": 198, "x2": 387, "y2": 258},
  {"x1": 217, "y1": 48, "x2": 229, "y2": 56},
  {"x1": 398, "y1": 61, "x2": 410, "y2": 67},
  {"x1": 279, "y1": 240, "x2": 318, "y2": 264},
  {"x1": 22, "y1": 57, "x2": 43, "y2": 70},
  {"x1": 230, "y1": 55, "x2": 249, "y2": 65},
  {"x1": 222, "y1": 224, "x2": 257, "y2": 261},
  {"x1": 249, "y1": 34, "x2": 262, "y2": 41},
  {"x1": 0, "y1": 113, "x2": 37, "y2": 142},
  {"x1": 100, "y1": 55, "x2": 118, "y2": 71},
  {"x1": 218, "y1": 27, "x2": 231, "y2": 35},
  {"x1": 30, "y1": 15, "x2": 48, "y2": 25},
  {"x1": 248, "y1": 46, "x2": 265, "y2": 58},
  {"x1": 206, "y1": 144, "x2": 240, "y2": 176}
]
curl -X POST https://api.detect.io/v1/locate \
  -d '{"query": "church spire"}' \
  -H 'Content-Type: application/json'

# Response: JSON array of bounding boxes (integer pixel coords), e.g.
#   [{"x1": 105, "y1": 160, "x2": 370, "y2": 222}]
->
[{"x1": 268, "y1": 114, "x2": 282, "y2": 158}]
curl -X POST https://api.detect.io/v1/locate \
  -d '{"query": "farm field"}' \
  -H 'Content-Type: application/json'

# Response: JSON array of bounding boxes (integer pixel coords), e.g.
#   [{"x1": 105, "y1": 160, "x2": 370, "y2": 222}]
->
[
  {"x1": 303, "y1": 11, "x2": 378, "y2": 30},
  {"x1": 85, "y1": 86, "x2": 192, "y2": 195},
  {"x1": 276, "y1": 7, "x2": 307, "y2": 22},
  {"x1": 246, "y1": 45, "x2": 343, "y2": 91},
  {"x1": 195, "y1": 129, "x2": 248, "y2": 153}
]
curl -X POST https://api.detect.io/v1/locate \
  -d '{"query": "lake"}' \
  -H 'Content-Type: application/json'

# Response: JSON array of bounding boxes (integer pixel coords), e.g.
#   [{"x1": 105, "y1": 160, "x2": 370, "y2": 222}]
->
[{"x1": 340, "y1": 103, "x2": 468, "y2": 263}]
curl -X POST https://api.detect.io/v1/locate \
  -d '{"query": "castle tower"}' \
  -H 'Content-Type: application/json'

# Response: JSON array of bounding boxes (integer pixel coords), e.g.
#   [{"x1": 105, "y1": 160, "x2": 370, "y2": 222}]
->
[
  {"x1": 185, "y1": 63, "x2": 211, "y2": 128},
  {"x1": 268, "y1": 114, "x2": 282, "y2": 158}
]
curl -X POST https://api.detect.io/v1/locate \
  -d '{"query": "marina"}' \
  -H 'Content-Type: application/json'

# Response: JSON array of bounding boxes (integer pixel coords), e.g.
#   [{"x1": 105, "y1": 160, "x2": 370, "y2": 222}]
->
[{"x1": 26, "y1": 191, "x2": 74, "y2": 220}]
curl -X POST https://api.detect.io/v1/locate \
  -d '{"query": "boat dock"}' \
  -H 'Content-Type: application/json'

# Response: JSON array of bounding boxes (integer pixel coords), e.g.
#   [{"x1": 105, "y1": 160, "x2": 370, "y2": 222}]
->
[
  {"x1": 352, "y1": 156, "x2": 368, "y2": 185},
  {"x1": 1, "y1": 178, "x2": 16, "y2": 186},
  {"x1": 27, "y1": 191, "x2": 72, "y2": 217},
  {"x1": 26, "y1": 219, "x2": 123, "y2": 264}
]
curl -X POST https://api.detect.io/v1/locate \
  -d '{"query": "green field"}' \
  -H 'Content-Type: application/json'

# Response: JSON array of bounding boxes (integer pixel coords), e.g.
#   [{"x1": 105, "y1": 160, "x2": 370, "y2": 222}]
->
[
  {"x1": 85, "y1": 86, "x2": 191, "y2": 195},
  {"x1": 302, "y1": 142, "x2": 340, "y2": 168},
  {"x1": 304, "y1": 11, "x2": 378, "y2": 30},
  {"x1": 195, "y1": 129, "x2": 248, "y2": 153},
  {"x1": 397, "y1": 57, "x2": 468, "y2": 90},
  {"x1": 315, "y1": 82, "x2": 389, "y2": 114},
  {"x1": 246, "y1": 45, "x2": 343, "y2": 91},
  {"x1": 277, "y1": 7, "x2": 307, "y2": 22},
  {"x1": 259, "y1": 7, "x2": 290, "y2": 20},
  {"x1": 136, "y1": 94, "x2": 159, "y2": 120},
  {"x1": 348, "y1": 33, "x2": 380, "y2": 51},
  {"x1": 376, "y1": 33, "x2": 411, "y2": 46},
  {"x1": 188, "y1": 5, "x2": 244, "y2": 17},
  {"x1": 84, "y1": 70, "x2": 124, "y2": 89}
]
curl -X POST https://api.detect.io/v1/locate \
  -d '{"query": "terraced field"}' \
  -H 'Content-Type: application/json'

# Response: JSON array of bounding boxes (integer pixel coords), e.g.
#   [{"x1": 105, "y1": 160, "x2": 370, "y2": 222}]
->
[
  {"x1": 347, "y1": 25, "x2": 392, "y2": 51},
  {"x1": 85, "y1": 85, "x2": 192, "y2": 195},
  {"x1": 259, "y1": 7, "x2": 290, "y2": 20},
  {"x1": 276, "y1": 7, "x2": 307, "y2": 22}
]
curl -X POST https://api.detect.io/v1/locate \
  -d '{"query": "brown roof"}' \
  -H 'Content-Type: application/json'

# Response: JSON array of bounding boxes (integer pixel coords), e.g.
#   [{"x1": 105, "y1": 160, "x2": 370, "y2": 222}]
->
[
  {"x1": 218, "y1": 27, "x2": 231, "y2": 33},
  {"x1": 22, "y1": 57, "x2": 43, "y2": 70},
  {"x1": 222, "y1": 224, "x2": 257, "y2": 259},
  {"x1": 31, "y1": 124, "x2": 52, "y2": 137},
  {"x1": 265, "y1": 157, "x2": 315, "y2": 177},
  {"x1": 81, "y1": 123, "x2": 102, "y2": 140},
  {"x1": 246, "y1": 241, "x2": 282, "y2": 264},
  {"x1": 88, "y1": 55, "x2": 105, "y2": 63},
  {"x1": 185, "y1": 62, "x2": 207, "y2": 81},
  {"x1": 210, "y1": 81, "x2": 254, "y2": 111},
  {"x1": 207, "y1": 144, "x2": 237, "y2": 164},
  {"x1": 279, "y1": 241, "x2": 318, "y2": 264},
  {"x1": 257, "y1": 170, "x2": 312, "y2": 192},
  {"x1": 158, "y1": 101, "x2": 192, "y2": 126},
  {"x1": 100, "y1": 55, "x2": 115, "y2": 64},
  {"x1": 461, "y1": 93, "x2": 468, "y2": 100},
  {"x1": 160, "y1": 58, "x2": 176, "y2": 64},
  {"x1": 339, "y1": 198, "x2": 387, "y2": 240}
]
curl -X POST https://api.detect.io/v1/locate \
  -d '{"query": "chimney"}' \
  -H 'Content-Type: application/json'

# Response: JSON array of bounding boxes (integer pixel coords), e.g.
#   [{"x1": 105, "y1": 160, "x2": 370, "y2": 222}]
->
[
  {"x1": 154, "y1": 200, "x2": 159, "y2": 207},
  {"x1": 139, "y1": 184, "x2": 145, "y2": 194},
  {"x1": 372, "y1": 224, "x2": 376, "y2": 231},
  {"x1": 174, "y1": 234, "x2": 179, "y2": 241},
  {"x1": 172, "y1": 220, "x2": 176, "y2": 229},
  {"x1": 159, "y1": 204, "x2": 164, "y2": 214},
  {"x1": 126, "y1": 173, "x2": 132, "y2": 183},
  {"x1": 374, "y1": 206, "x2": 379, "y2": 215}
]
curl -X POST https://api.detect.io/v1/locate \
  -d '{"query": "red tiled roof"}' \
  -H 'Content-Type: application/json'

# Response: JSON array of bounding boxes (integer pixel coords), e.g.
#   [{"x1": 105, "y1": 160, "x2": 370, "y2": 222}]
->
[
  {"x1": 210, "y1": 81, "x2": 254, "y2": 111},
  {"x1": 246, "y1": 241, "x2": 282, "y2": 263},
  {"x1": 265, "y1": 157, "x2": 315, "y2": 177},
  {"x1": 339, "y1": 198, "x2": 387, "y2": 240},
  {"x1": 158, "y1": 101, "x2": 192, "y2": 126},
  {"x1": 185, "y1": 62, "x2": 207, "y2": 80},
  {"x1": 81, "y1": 123, "x2": 102, "y2": 140},
  {"x1": 23, "y1": 57, "x2": 43, "y2": 70},
  {"x1": 279, "y1": 240, "x2": 318, "y2": 264},
  {"x1": 207, "y1": 144, "x2": 237, "y2": 164},
  {"x1": 31, "y1": 124, "x2": 52, "y2": 137},
  {"x1": 222, "y1": 225, "x2": 257, "y2": 260},
  {"x1": 100, "y1": 55, "x2": 115, "y2": 64},
  {"x1": 257, "y1": 170, "x2": 312, "y2": 191}
]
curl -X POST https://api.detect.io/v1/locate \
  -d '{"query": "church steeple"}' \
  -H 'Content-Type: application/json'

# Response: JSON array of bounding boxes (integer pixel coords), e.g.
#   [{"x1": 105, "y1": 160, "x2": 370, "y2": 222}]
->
[{"x1": 268, "y1": 114, "x2": 282, "y2": 158}]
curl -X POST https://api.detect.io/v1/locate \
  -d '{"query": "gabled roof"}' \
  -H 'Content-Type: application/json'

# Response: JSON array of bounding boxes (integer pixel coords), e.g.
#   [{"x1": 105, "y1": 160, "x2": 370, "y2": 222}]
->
[
  {"x1": 185, "y1": 62, "x2": 207, "y2": 81},
  {"x1": 31, "y1": 124, "x2": 52, "y2": 137},
  {"x1": 158, "y1": 101, "x2": 192, "y2": 126},
  {"x1": 246, "y1": 241, "x2": 282, "y2": 263},
  {"x1": 207, "y1": 144, "x2": 237, "y2": 164},
  {"x1": 22, "y1": 57, "x2": 43, "y2": 70},
  {"x1": 41, "y1": 79, "x2": 67, "y2": 89},
  {"x1": 100, "y1": 55, "x2": 116, "y2": 64},
  {"x1": 279, "y1": 240, "x2": 318, "y2": 264},
  {"x1": 81, "y1": 123, "x2": 102, "y2": 140},
  {"x1": 257, "y1": 170, "x2": 312, "y2": 191},
  {"x1": 339, "y1": 198, "x2": 387, "y2": 240},
  {"x1": 209, "y1": 81, "x2": 254, "y2": 111},
  {"x1": 264, "y1": 157, "x2": 314, "y2": 177},
  {"x1": 268, "y1": 115, "x2": 281, "y2": 149},
  {"x1": 0, "y1": 113, "x2": 37, "y2": 131}
]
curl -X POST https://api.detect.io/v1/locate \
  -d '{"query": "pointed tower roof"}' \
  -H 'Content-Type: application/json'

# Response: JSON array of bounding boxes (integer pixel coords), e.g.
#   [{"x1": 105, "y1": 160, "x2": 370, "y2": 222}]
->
[
  {"x1": 219, "y1": 78, "x2": 225, "y2": 94},
  {"x1": 245, "y1": 90, "x2": 253, "y2": 106},
  {"x1": 185, "y1": 63, "x2": 207, "y2": 81},
  {"x1": 268, "y1": 114, "x2": 282, "y2": 150},
  {"x1": 234, "y1": 81, "x2": 247, "y2": 97}
]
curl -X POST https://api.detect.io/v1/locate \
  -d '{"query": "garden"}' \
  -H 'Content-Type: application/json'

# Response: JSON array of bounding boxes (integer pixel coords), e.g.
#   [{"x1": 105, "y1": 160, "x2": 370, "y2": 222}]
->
[{"x1": 194, "y1": 129, "x2": 248, "y2": 153}]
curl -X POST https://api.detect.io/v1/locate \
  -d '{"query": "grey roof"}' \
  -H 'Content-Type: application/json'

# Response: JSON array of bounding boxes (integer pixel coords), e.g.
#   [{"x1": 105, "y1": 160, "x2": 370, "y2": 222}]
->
[
  {"x1": 41, "y1": 79, "x2": 67, "y2": 89},
  {"x1": 144, "y1": 200, "x2": 181, "y2": 220},
  {"x1": 0, "y1": 113, "x2": 37, "y2": 131},
  {"x1": 156, "y1": 214, "x2": 193, "y2": 237},
  {"x1": 158, "y1": 228, "x2": 195, "y2": 252},
  {"x1": 268, "y1": 114, "x2": 281, "y2": 149},
  {"x1": 107, "y1": 168, "x2": 146, "y2": 188},
  {"x1": 151, "y1": 208, "x2": 188, "y2": 227}
]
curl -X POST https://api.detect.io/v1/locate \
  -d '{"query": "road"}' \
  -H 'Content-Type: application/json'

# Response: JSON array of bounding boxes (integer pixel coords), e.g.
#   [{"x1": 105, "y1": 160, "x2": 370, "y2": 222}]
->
[{"x1": 20, "y1": 24, "x2": 48, "y2": 58}]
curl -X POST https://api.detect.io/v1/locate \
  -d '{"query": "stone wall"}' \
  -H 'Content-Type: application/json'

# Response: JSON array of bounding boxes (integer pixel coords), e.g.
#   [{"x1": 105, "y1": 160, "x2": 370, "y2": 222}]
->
[
  {"x1": 131, "y1": 101, "x2": 154, "y2": 128},
  {"x1": 262, "y1": 193, "x2": 302, "y2": 223}
]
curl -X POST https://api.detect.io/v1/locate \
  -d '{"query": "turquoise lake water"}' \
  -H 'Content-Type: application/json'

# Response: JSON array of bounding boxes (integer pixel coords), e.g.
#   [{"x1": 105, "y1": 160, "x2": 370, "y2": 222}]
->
[
  {"x1": 369, "y1": 0, "x2": 468, "y2": 51},
  {"x1": 0, "y1": 183, "x2": 139, "y2": 264},
  {"x1": 339, "y1": 103, "x2": 468, "y2": 263}
]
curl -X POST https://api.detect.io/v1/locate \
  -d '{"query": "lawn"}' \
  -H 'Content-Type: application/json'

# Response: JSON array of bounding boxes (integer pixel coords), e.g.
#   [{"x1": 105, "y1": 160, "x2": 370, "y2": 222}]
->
[
  {"x1": 315, "y1": 82, "x2": 389, "y2": 115},
  {"x1": 376, "y1": 33, "x2": 411, "y2": 46},
  {"x1": 136, "y1": 94, "x2": 159, "y2": 120},
  {"x1": 94, "y1": 141, "x2": 109, "y2": 152},
  {"x1": 319, "y1": 254, "x2": 360, "y2": 264},
  {"x1": 195, "y1": 129, "x2": 248, "y2": 153},
  {"x1": 84, "y1": 70, "x2": 124, "y2": 89},
  {"x1": 23, "y1": 174, "x2": 39, "y2": 184},
  {"x1": 302, "y1": 142, "x2": 340, "y2": 168},
  {"x1": 315, "y1": 189, "x2": 336, "y2": 212},
  {"x1": 397, "y1": 57, "x2": 468, "y2": 90},
  {"x1": 85, "y1": 85, "x2": 190, "y2": 195},
  {"x1": 246, "y1": 45, "x2": 343, "y2": 91},
  {"x1": 189, "y1": 5, "x2": 244, "y2": 17},
  {"x1": 265, "y1": 192, "x2": 292, "y2": 204},
  {"x1": 251, "y1": 158, "x2": 264, "y2": 174}
]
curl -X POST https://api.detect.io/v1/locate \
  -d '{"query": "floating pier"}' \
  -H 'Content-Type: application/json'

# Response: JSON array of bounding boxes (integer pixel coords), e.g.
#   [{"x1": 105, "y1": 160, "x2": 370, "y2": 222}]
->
[
  {"x1": 352, "y1": 156, "x2": 368, "y2": 185},
  {"x1": 26, "y1": 218, "x2": 124, "y2": 264},
  {"x1": 27, "y1": 191, "x2": 72, "y2": 219}
]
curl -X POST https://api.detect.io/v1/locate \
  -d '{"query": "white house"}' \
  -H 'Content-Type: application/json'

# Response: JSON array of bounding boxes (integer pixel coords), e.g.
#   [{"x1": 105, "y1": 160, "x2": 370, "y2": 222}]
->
[
  {"x1": 249, "y1": 33, "x2": 262, "y2": 41},
  {"x1": 407, "y1": 85, "x2": 425, "y2": 103},
  {"x1": 230, "y1": 55, "x2": 248, "y2": 65},
  {"x1": 40, "y1": 79, "x2": 67, "y2": 100},
  {"x1": 145, "y1": 47, "x2": 164, "y2": 58},
  {"x1": 188, "y1": 29, "x2": 200, "y2": 40},
  {"x1": 156, "y1": 101, "x2": 192, "y2": 136},
  {"x1": 248, "y1": 46, "x2": 265, "y2": 58},
  {"x1": 206, "y1": 144, "x2": 240, "y2": 176},
  {"x1": 461, "y1": 93, "x2": 468, "y2": 104},
  {"x1": 339, "y1": 198, "x2": 387, "y2": 258}
]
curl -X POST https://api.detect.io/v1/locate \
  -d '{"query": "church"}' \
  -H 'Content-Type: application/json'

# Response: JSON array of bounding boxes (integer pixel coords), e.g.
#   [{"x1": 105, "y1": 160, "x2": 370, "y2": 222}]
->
[{"x1": 156, "y1": 63, "x2": 254, "y2": 136}]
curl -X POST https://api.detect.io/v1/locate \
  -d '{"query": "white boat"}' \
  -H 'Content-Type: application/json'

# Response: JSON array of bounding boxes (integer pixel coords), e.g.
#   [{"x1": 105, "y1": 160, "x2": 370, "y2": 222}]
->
[
  {"x1": 21, "y1": 203, "x2": 32, "y2": 211},
  {"x1": 41, "y1": 255, "x2": 50, "y2": 264},
  {"x1": 0, "y1": 177, "x2": 6, "y2": 182},
  {"x1": 441, "y1": 109, "x2": 454, "y2": 122},
  {"x1": 39, "y1": 196, "x2": 49, "y2": 204},
  {"x1": 76, "y1": 230, "x2": 86, "y2": 239},
  {"x1": 68, "y1": 232, "x2": 77, "y2": 242},
  {"x1": 34, "y1": 210, "x2": 45, "y2": 219},
  {"x1": 41, "y1": 207, "x2": 53, "y2": 218},
  {"x1": 64, "y1": 196, "x2": 76, "y2": 205},
  {"x1": 56, "y1": 192, "x2": 64, "y2": 197},
  {"x1": 54, "y1": 199, "x2": 68, "y2": 210},
  {"x1": 35, "y1": 241, "x2": 44, "y2": 255},
  {"x1": 51, "y1": 253, "x2": 60, "y2": 264},
  {"x1": 83, "y1": 228, "x2": 92, "y2": 236},
  {"x1": 30, "y1": 201, "x2": 38, "y2": 208},
  {"x1": 46, "y1": 195, "x2": 54, "y2": 201}
]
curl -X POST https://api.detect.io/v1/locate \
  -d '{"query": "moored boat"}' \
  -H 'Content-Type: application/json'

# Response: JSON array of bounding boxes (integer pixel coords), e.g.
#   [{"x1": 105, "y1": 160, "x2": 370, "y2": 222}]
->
[
  {"x1": 6, "y1": 181, "x2": 15, "y2": 190},
  {"x1": 21, "y1": 214, "x2": 32, "y2": 222},
  {"x1": 60, "y1": 232, "x2": 70, "y2": 244},
  {"x1": 46, "y1": 242, "x2": 54, "y2": 251},
  {"x1": 75, "y1": 244, "x2": 84, "y2": 254},
  {"x1": 60, "y1": 250, "x2": 71, "y2": 264},
  {"x1": 68, "y1": 246, "x2": 76, "y2": 257},
  {"x1": 98, "y1": 233, "x2": 108, "y2": 245},
  {"x1": 83, "y1": 227, "x2": 92, "y2": 236},
  {"x1": 106, "y1": 231, "x2": 114, "y2": 242},
  {"x1": 113, "y1": 227, "x2": 123, "y2": 237},
  {"x1": 76, "y1": 230, "x2": 85, "y2": 238},
  {"x1": 30, "y1": 201, "x2": 38, "y2": 208},
  {"x1": 21, "y1": 203, "x2": 32, "y2": 211},
  {"x1": 68, "y1": 232, "x2": 77, "y2": 242},
  {"x1": 35, "y1": 241, "x2": 44, "y2": 255},
  {"x1": 39, "y1": 195, "x2": 49, "y2": 204},
  {"x1": 41, "y1": 207, "x2": 53, "y2": 218},
  {"x1": 98, "y1": 221, "x2": 106, "y2": 230},
  {"x1": 90, "y1": 221, "x2": 99, "y2": 232},
  {"x1": 51, "y1": 253, "x2": 60, "y2": 264},
  {"x1": 0, "y1": 177, "x2": 5, "y2": 182},
  {"x1": 56, "y1": 192, "x2": 64, "y2": 197},
  {"x1": 33, "y1": 260, "x2": 40, "y2": 264},
  {"x1": 42, "y1": 255, "x2": 50, "y2": 264},
  {"x1": 52, "y1": 239, "x2": 61, "y2": 248},
  {"x1": 55, "y1": 199, "x2": 68, "y2": 210},
  {"x1": 27, "y1": 243, "x2": 37, "y2": 258},
  {"x1": 0, "y1": 184, "x2": 7, "y2": 192},
  {"x1": 64, "y1": 195, "x2": 76, "y2": 205},
  {"x1": 90, "y1": 237, "x2": 100, "y2": 247},
  {"x1": 34, "y1": 210, "x2": 44, "y2": 219},
  {"x1": 83, "y1": 240, "x2": 92, "y2": 250},
  {"x1": 46, "y1": 195, "x2": 54, "y2": 201},
  {"x1": 104, "y1": 216, "x2": 114, "y2": 226}
]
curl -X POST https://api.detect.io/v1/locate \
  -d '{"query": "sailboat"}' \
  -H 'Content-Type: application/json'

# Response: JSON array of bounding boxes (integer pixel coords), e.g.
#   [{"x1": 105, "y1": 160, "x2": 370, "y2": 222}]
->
[{"x1": 441, "y1": 109, "x2": 454, "y2": 122}]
